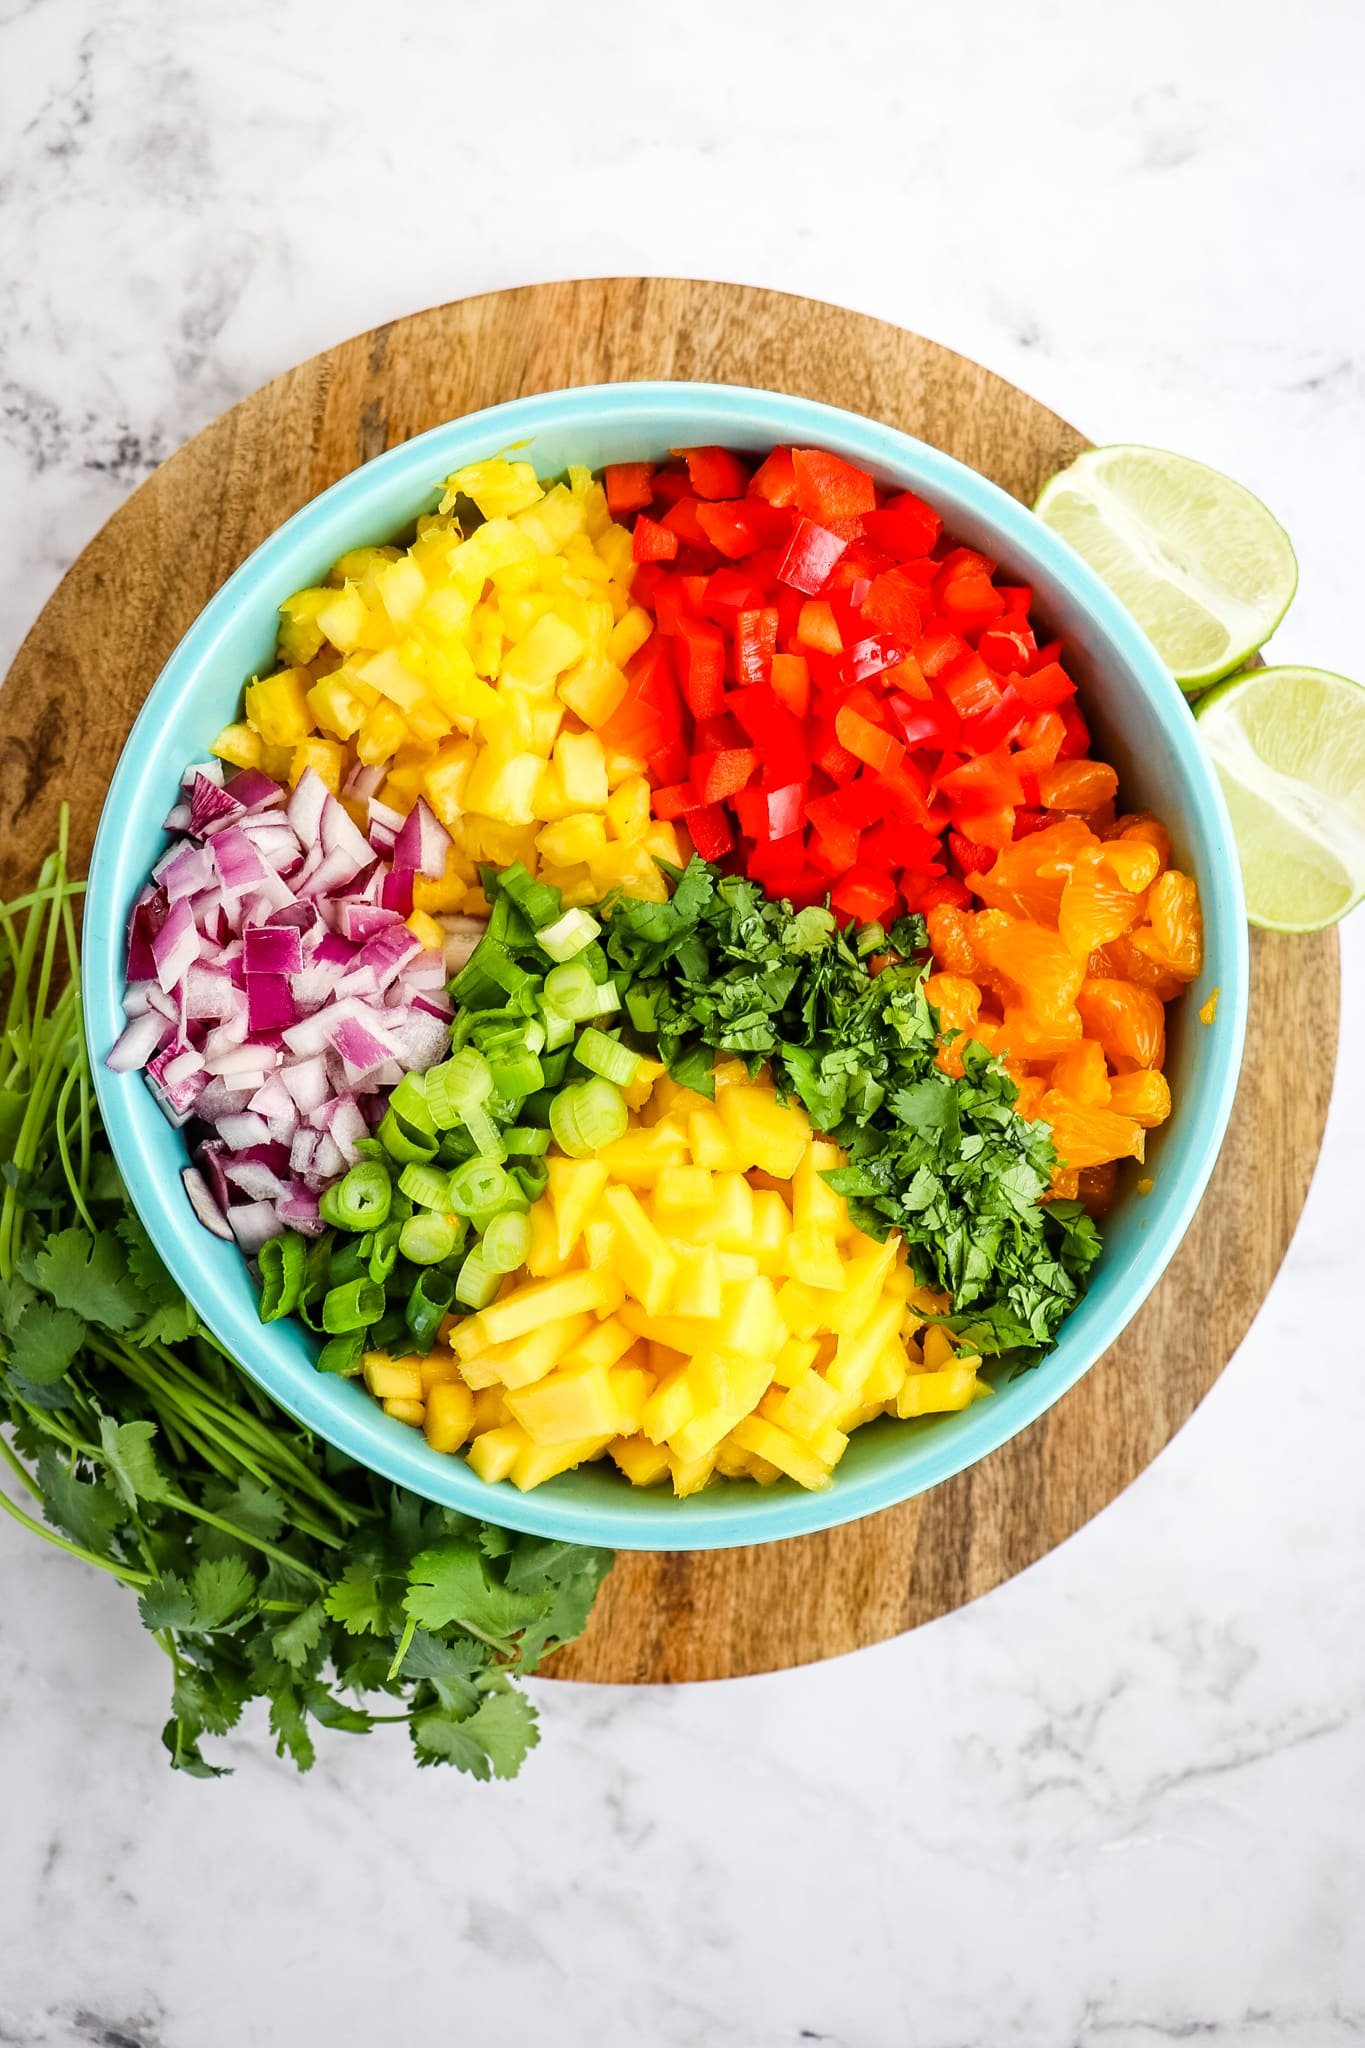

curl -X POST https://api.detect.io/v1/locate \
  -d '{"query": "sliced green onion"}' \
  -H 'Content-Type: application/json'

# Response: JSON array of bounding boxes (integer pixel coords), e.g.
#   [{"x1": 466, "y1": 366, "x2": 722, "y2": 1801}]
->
[
  {"x1": 316, "y1": 1331, "x2": 366, "y2": 1376},
  {"x1": 258, "y1": 1231, "x2": 308, "y2": 1322},
  {"x1": 426, "y1": 1047, "x2": 493, "y2": 1127},
  {"x1": 535, "y1": 907, "x2": 601, "y2": 963},
  {"x1": 398, "y1": 1162, "x2": 452, "y2": 1211},
  {"x1": 448, "y1": 1158, "x2": 517, "y2": 1219},
  {"x1": 489, "y1": 1049, "x2": 544, "y2": 1101},
  {"x1": 322, "y1": 1235, "x2": 369, "y2": 1287},
  {"x1": 542, "y1": 958, "x2": 599, "y2": 1022},
  {"x1": 452, "y1": 935, "x2": 536, "y2": 1002},
  {"x1": 325, "y1": 1160, "x2": 394, "y2": 1232},
  {"x1": 321, "y1": 1276, "x2": 385, "y2": 1334},
  {"x1": 549, "y1": 1077, "x2": 629, "y2": 1158},
  {"x1": 510, "y1": 1160, "x2": 549, "y2": 1204},
  {"x1": 378, "y1": 1108, "x2": 438, "y2": 1165},
  {"x1": 540, "y1": 1003, "x2": 575, "y2": 1052},
  {"x1": 591, "y1": 978, "x2": 621, "y2": 1017},
  {"x1": 454, "y1": 1246, "x2": 501, "y2": 1311},
  {"x1": 502, "y1": 1126, "x2": 550, "y2": 1157},
  {"x1": 481, "y1": 1210, "x2": 531, "y2": 1274},
  {"x1": 368, "y1": 1307, "x2": 414, "y2": 1355},
  {"x1": 497, "y1": 860, "x2": 562, "y2": 931},
  {"x1": 625, "y1": 985, "x2": 659, "y2": 1035},
  {"x1": 462, "y1": 1103, "x2": 505, "y2": 1160},
  {"x1": 368, "y1": 1220, "x2": 403, "y2": 1285},
  {"x1": 573, "y1": 1027, "x2": 641, "y2": 1087},
  {"x1": 399, "y1": 1211, "x2": 461, "y2": 1265},
  {"x1": 405, "y1": 1268, "x2": 456, "y2": 1348},
  {"x1": 389, "y1": 1070, "x2": 437, "y2": 1136}
]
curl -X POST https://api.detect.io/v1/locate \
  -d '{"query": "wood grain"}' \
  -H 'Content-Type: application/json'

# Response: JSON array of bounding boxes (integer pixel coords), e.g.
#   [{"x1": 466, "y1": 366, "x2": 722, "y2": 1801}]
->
[{"x1": 0, "y1": 279, "x2": 1338, "y2": 1682}]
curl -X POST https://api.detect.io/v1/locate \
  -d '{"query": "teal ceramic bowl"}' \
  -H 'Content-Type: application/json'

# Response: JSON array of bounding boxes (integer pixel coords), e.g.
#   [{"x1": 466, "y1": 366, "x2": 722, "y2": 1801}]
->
[{"x1": 85, "y1": 381, "x2": 1248, "y2": 1551}]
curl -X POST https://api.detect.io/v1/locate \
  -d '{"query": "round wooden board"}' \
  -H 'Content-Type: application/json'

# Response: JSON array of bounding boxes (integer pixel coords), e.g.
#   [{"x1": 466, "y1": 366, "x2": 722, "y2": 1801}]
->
[{"x1": 0, "y1": 279, "x2": 1339, "y2": 1682}]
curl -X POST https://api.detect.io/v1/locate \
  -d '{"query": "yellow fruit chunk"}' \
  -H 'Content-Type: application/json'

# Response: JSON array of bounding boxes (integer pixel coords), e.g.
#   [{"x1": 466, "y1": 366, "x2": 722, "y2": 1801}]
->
[
  {"x1": 641, "y1": 1370, "x2": 697, "y2": 1446},
  {"x1": 594, "y1": 1126, "x2": 689, "y2": 1188},
  {"x1": 782, "y1": 1228, "x2": 846, "y2": 1291},
  {"x1": 469, "y1": 1313, "x2": 595, "y2": 1391},
  {"x1": 669, "y1": 1449, "x2": 718, "y2": 1498},
  {"x1": 671, "y1": 1244, "x2": 724, "y2": 1320},
  {"x1": 793, "y1": 1139, "x2": 854, "y2": 1239},
  {"x1": 466, "y1": 1425, "x2": 527, "y2": 1483},
  {"x1": 717, "y1": 1086, "x2": 810, "y2": 1178},
  {"x1": 507, "y1": 1362, "x2": 624, "y2": 1445},
  {"x1": 562, "y1": 1315, "x2": 636, "y2": 1372},
  {"x1": 895, "y1": 1364, "x2": 983, "y2": 1417},
  {"x1": 611, "y1": 1435, "x2": 671, "y2": 1486},
  {"x1": 546, "y1": 1157, "x2": 610, "y2": 1263},
  {"x1": 601, "y1": 1184, "x2": 677, "y2": 1317},
  {"x1": 363, "y1": 1353, "x2": 423, "y2": 1402},
  {"x1": 423, "y1": 1380, "x2": 475, "y2": 1453},
  {"x1": 454, "y1": 1269, "x2": 624, "y2": 1354},
  {"x1": 730, "y1": 1416, "x2": 831, "y2": 1492},
  {"x1": 212, "y1": 722, "x2": 263, "y2": 770}
]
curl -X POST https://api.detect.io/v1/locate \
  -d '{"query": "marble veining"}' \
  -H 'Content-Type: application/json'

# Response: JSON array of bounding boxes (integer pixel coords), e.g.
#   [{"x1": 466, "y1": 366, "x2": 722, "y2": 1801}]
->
[{"x1": 2, "y1": 2, "x2": 1363, "y2": 2042}]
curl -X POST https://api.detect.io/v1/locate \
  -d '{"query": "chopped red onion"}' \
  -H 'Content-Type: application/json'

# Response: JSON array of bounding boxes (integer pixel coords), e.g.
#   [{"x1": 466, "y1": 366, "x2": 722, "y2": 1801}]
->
[
  {"x1": 151, "y1": 898, "x2": 201, "y2": 992},
  {"x1": 183, "y1": 1166, "x2": 233, "y2": 1240},
  {"x1": 107, "y1": 1010, "x2": 170, "y2": 1072},
  {"x1": 391, "y1": 797, "x2": 451, "y2": 878},
  {"x1": 228, "y1": 1201, "x2": 285, "y2": 1254}
]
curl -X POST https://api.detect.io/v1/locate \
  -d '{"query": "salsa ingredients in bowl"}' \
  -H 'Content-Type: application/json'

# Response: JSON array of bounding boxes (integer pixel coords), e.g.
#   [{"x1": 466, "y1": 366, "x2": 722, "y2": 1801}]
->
[{"x1": 80, "y1": 380, "x2": 1244, "y2": 1548}]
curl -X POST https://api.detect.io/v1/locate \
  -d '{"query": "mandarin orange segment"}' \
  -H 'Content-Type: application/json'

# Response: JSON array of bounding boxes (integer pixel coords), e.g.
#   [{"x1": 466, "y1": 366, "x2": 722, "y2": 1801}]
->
[
  {"x1": 1097, "y1": 839, "x2": 1162, "y2": 893},
  {"x1": 971, "y1": 911, "x2": 1085, "y2": 1018},
  {"x1": 1046, "y1": 1166, "x2": 1081, "y2": 1200},
  {"x1": 1057, "y1": 846, "x2": 1147, "y2": 959},
  {"x1": 926, "y1": 971, "x2": 985, "y2": 1078},
  {"x1": 1108, "y1": 1069, "x2": 1172, "y2": 1128},
  {"x1": 1103, "y1": 811, "x2": 1172, "y2": 872},
  {"x1": 1036, "y1": 760, "x2": 1120, "y2": 814},
  {"x1": 1049, "y1": 1039, "x2": 1112, "y2": 1107},
  {"x1": 993, "y1": 1007, "x2": 1084, "y2": 1062},
  {"x1": 1130, "y1": 870, "x2": 1203, "y2": 980},
  {"x1": 970, "y1": 818, "x2": 1095, "y2": 923},
  {"x1": 1039, "y1": 1091, "x2": 1145, "y2": 1169},
  {"x1": 1012, "y1": 1074, "x2": 1048, "y2": 1120},
  {"x1": 1087, "y1": 935, "x2": 1186, "y2": 1002},
  {"x1": 1076, "y1": 978, "x2": 1166, "y2": 1072},
  {"x1": 925, "y1": 904, "x2": 978, "y2": 976}
]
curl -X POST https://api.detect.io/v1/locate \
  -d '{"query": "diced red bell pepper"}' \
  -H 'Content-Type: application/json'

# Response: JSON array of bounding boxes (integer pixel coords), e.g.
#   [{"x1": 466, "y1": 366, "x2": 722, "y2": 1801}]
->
[
  {"x1": 681, "y1": 447, "x2": 752, "y2": 501},
  {"x1": 961, "y1": 681, "x2": 1025, "y2": 753},
  {"x1": 791, "y1": 449, "x2": 878, "y2": 522},
  {"x1": 938, "y1": 749, "x2": 1026, "y2": 810},
  {"x1": 807, "y1": 778, "x2": 887, "y2": 836},
  {"x1": 876, "y1": 757, "x2": 942, "y2": 832},
  {"x1": 733, "y1": 780, "x2": 805, "y2": 844},
  {"x1": 700, "y1": 568, "x2": 768, "y2": 623},
  {"x1": 776, "y1": 519, "x2": 848, "y2": 596},
  {"x1": 1020, "y1": 636, "x2": 1064, "y2": 675},
  {"x1": 834, "y1": 705, "x2": 903, "y2": 775},
  {"x1": 1010, "y1": 710, "x2": 1066, "y2": 775},
  {"x1": 735, "y1": 608, "x2": 779, "y2": 686},
  {"x1": 948, "y1": 828, "x2": 998, "y2": 875},
  {"x1": 770, "y1": 651, "x2": 811, "y2": 719},
  {"x1": 691, "y1": 747, "x2": 758, "y2": 806},
  {"x1": 995, "y1": 584, "x2": 1034, "y2": 618},
  {"x1": 916, "y1": 624, "x2": 968, "y2": 678},
  {"x1": 652, "y1": 782, "x2": 696, "y2": 823},
  {"x1": 696, "y1": 499, "x2": 790, "y2": 559},
  {"x1": 808, "y1": 820, "x2": 861, "y2": 876},
  {"x1": 685, "y1": 803, "x2": 734, "y2": 862},
  {"x1": 599, "y1": 640, "x2": 683, "y2": 763},
  {"x1": 861, "y1": 492, "x2": 942, "y2": 558},
  {"x1": 694, "y1": 712, "x2": 749, "y2": 752},
  {"x1": 860, "y1": 568, "x2": 924, "y2": 644},
  {"x1": 747, "y1": 834, "x2": 815, "y2": 900},
  {"x1": 835, "y1": 634, "x2": 902, "y2": 690},
  {"x1": 748, "y1": 447, "x2": 798, "y2": 507},
  {"x1": 1010, "y1": 659, "x2": 1076, "y2": 713},
  {"x1": 661, "y1": 497, "x2": 712, "y2": 550},
  {"x1": 632, "y1": 514, "x2": 678, "y2": 564},
  {"x1": 675, "y1": 614, "x2": 726, "y2": 719},
  {"x1": 830, "y1": 866, "x2": 898, "y2": 926},
  {"x1": 1012, "y1": 807, "x2": 1049, "y2": 838},
  {"x1": 978, "y1": 621, "x2": 1038, "y2": 674},
  {"x1": 810, "y1": 717, "x2": 861, "y2": 784},
  {"x1": 651, "y1": 465, "x2": 693, "y2": 508},
  {"x1": 795, "y1": 600, "x2": 843, "y2": 655},
  {"x1": 1057, "y1": 699, "x2": 1091, "y2": 760},
  {"x1": 728, "y1": 686, "x2": 811, "y2": 786},
  {"x1": 886, "y1": 690, "x2": 960, "y2": 751},
  {"x1": 605, "y1": 463, "x2": 656, "y2": 518},
  {"x1": 648, "y1": 738, "x2": 689, "y2": 788},
  {"x1": 917, "y1": 875, "x2": 972, "y2": 912},
  {"x1": 860, "y1": 818, "x2": 942, "y2": 870},
  {"x1": 937, "y1": 650, "x2": 1002, "y2": 722}
]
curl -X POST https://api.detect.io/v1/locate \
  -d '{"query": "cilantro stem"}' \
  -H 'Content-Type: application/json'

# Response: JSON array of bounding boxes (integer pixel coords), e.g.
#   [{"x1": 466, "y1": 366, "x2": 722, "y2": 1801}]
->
[
  {"x1": 54, "y1": 1062, "x2": 97, "y2": 1233},
  {"x1": 158, "y1": 1490, "x2": 328, "y2": 1587},
  {"x1": 0, "y1": 1429, "x2": 44, "y2": 1503},
  {"x1": 0, "y1": 1473, "x2": 152, "y2": 1586}
]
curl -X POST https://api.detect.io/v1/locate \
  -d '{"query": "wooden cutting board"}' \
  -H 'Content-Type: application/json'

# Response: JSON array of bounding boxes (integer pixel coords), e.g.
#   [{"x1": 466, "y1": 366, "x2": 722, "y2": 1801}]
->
[{"x1": 0, "y1": 279, "x2": 1339, "y2": 1682}]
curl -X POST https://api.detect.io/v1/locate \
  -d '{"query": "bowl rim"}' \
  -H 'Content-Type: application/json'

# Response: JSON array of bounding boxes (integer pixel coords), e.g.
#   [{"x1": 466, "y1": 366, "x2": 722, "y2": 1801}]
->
[{"x1": 85, "y1": 378, "x2": 1249, "y2": 1551}]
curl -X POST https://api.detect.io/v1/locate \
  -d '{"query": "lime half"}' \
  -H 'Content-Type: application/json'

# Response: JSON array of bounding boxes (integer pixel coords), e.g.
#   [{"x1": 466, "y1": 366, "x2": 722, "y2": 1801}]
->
[
  {"x1": 1195, "y1": 666, "x2": 1365, "y2": 932},
  {"x1": 1035, "y1": 445, "x2": 1297, "y2": 692}
]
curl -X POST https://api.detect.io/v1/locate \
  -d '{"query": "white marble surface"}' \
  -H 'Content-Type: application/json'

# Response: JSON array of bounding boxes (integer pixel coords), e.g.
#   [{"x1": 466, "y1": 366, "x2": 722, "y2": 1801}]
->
[{"x1": 2, "y1": 2, "x2": 1363, "y2": 2041}]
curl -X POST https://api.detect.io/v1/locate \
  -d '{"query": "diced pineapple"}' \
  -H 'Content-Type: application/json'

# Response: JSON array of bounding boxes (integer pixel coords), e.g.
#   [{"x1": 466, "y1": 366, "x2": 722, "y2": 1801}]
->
[
  {"x1": 641, "y1": 1370, "x2": 698, "y2": 1446},
  {"x1": 467, "y1": 1424, "x2": 530, "y2": 1484},
  {"x1": 546, "y1": 1158, "x2": 610, "y2": 1263},
  {"x1": 561, "y1": 1315, "x2": 636, "y2": 1372},
  {"x1": 363, "y1": 1352, "x2": 423, "y2": 1402},
  {"x1": 670, "y1": 1243, "x2": 724, "y2": 1320},
  {"x1": 472, "y1": 1313, "x2": 594, "y2": 1391},
  {"x1": 507, "y1": 1362, "x2": 623, "y2": 1445},
  {"x1": 423, "y1": 1379, "x2": 475, "y2": 1453},
  {"x1": 601, "y1": 1185, "x2": 677, "y2": 1317},
  {"x1": 687, "y1": 1106, "x2": 743, "y2": 1171},
  {"x1": 686, "y1": 1172, "x2": 754, "y2": 1252},
  {"x1": 245, "y1": 669, "x2": 313, "y2": 747},
  {"x1": 730, "y1": 1416, "x2": 831, "y2": 1491},
  {"x1": 782, "y1": 1227, "x2": 847, "y2": 1291},
  {"x1": 610, "y1": 1435, "x2": 671, "y2": 1487},
  {"x1": 594, "y1": 1126, "x2": 689, "y2": 1188},
  {"x1": 896, "y1": 1364, "x2": 982, "y2": 1417},
  {"x1": 716, "y1": 1086, "x2": 810, "y2": 1178},
  {"x1": 382, "y1": 1396, "x2": 426, "y2": 1427},
  {"x1": 793, "y1": 1138, "x2": 854, "y2": 1240},
  {"x1": 668, "y1": 1448, "x2": 718, "y2": 1498},
  {"x1": 454, "y1": 1269, "x2": 624, "y2": 1353},
  {"x1": 772, "y1": 1334, "x2": 820, "y2": 1387},
  {"x1": 211, "y1": 722, "x2": 263, "y2": 769}
]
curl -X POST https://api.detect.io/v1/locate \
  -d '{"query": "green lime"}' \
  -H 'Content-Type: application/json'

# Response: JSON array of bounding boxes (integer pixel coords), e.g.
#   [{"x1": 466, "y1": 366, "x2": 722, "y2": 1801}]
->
[
  {"x1": 1034, "y1": 445, "x2": 1297, "y2": 692},
  {"x1": 1195, "y1": 665, "x2": 1365, "y2": 932}
]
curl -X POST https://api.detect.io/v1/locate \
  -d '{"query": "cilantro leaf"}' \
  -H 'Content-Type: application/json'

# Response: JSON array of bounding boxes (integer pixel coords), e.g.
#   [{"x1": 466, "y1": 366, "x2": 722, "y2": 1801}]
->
[
  {"x1": 98, "y1": 1416, "x2": 169, "y2": 1509},
  {"x1": 116, "y1": 1211, "x2": 198, "y2": 1344},
  {"x1": 7, "y1": 1301, "x2": 85, "y2": 1384},
  {"x1": 271, "y1": 1601, "x2": 328, "y2": 1670},
  {"x1": 404, "y1": 1539, "x2": 553, "y2": 1646},
  {"x1": 269, "y1": 1686, "x2": 316, "y2": 1771},
  {"x1": 189, "y1": 1556, "x2": 256, "y2": 1629},
  {"x1": 324, "y1": 1560, "x2": 398, "y2": 1637},
  {"x1": 138, "y1": 1572, "x2": 197, "y2": 1630},
  {"x1": 411, "y1": 1686, "x2": 540, "y2": 1779},
  {"x1": 34, "y1": 1227, "x2": 146, "y2": 1332},
  {"x1": 35, "y1": 1447, "x2": 122, "y2": 1555}
]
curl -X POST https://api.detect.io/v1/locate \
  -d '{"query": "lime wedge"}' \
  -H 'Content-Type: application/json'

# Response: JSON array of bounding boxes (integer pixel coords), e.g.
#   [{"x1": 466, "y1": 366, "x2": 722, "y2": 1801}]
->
[
  {"x1": 1195, "y1": 666, "x2": 1365, "y2": 932},
  {"x1": 1035, "y1": 445, "x2": 1297, "y2": 691}
]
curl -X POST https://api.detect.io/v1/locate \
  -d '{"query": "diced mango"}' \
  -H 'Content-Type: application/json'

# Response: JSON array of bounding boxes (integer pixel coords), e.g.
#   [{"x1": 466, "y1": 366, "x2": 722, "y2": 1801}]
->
[
  {"x1": 363, "y1": 1352, "x2": 423, "y2": 1402},
  {"x1": 782, "y1": 1227, "x2": 846, "y2": 1291},
  {"x1": 601, "y1": 1184, "x2": 677, "y2": 1317},
  {"x1": 896, "y1": 1364, "x2": 982, "y2": 1417},
  {"x1": 611, "y1": 1435, "x2": 671, "y2": 1487},
  {"x1": 507, "y1": 1362, "x2": 622, "y2": 1445},
  {"x1": 717, "y1": 1086, "x2": 810, "y2": 1178},
  {"x1": 423, "y1": 1380, "x2": 475, "y2": 1453},
  {"x1": 466, "y1": 1425, "x2": 527, "y2": 1484},
  {"x1": 546, "y1": 1157, "x2": 610, "y2": 1264},
  {"x1": 730, "y1": 1416, "x2": 832, "y2": 1491},
  {"x1": 455, "y1": 1269, "x2": 624, "y2": 1353},
  {"x1": 671, "y1": 1243, "x2": 724, "y2": 1320},
  {"x1": 793, "y1": 1139, "x2": 854, "y2": 1240}
]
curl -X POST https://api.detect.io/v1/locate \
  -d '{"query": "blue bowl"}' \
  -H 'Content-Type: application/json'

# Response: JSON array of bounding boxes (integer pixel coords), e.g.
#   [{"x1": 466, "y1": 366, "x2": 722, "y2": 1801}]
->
[{"x1": 85, "y1": 382, "x2": 1248, "y2": 1551}]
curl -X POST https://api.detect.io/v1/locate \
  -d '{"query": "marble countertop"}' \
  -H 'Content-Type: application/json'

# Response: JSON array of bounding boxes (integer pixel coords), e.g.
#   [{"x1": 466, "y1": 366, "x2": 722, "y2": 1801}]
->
[{"x1": 2, "y1": 3, "x2": 1362, "y2": 2042}]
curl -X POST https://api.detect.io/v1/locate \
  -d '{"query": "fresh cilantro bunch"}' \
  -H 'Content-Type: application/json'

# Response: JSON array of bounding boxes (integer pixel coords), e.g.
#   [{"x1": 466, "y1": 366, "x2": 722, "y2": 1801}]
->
[
  {"x1": 0, "y1": 825, "x2": 611, "y2": 1779},
  {"x1": 600, "y1": 858, "x2": 1102, "y2": 1357}
]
